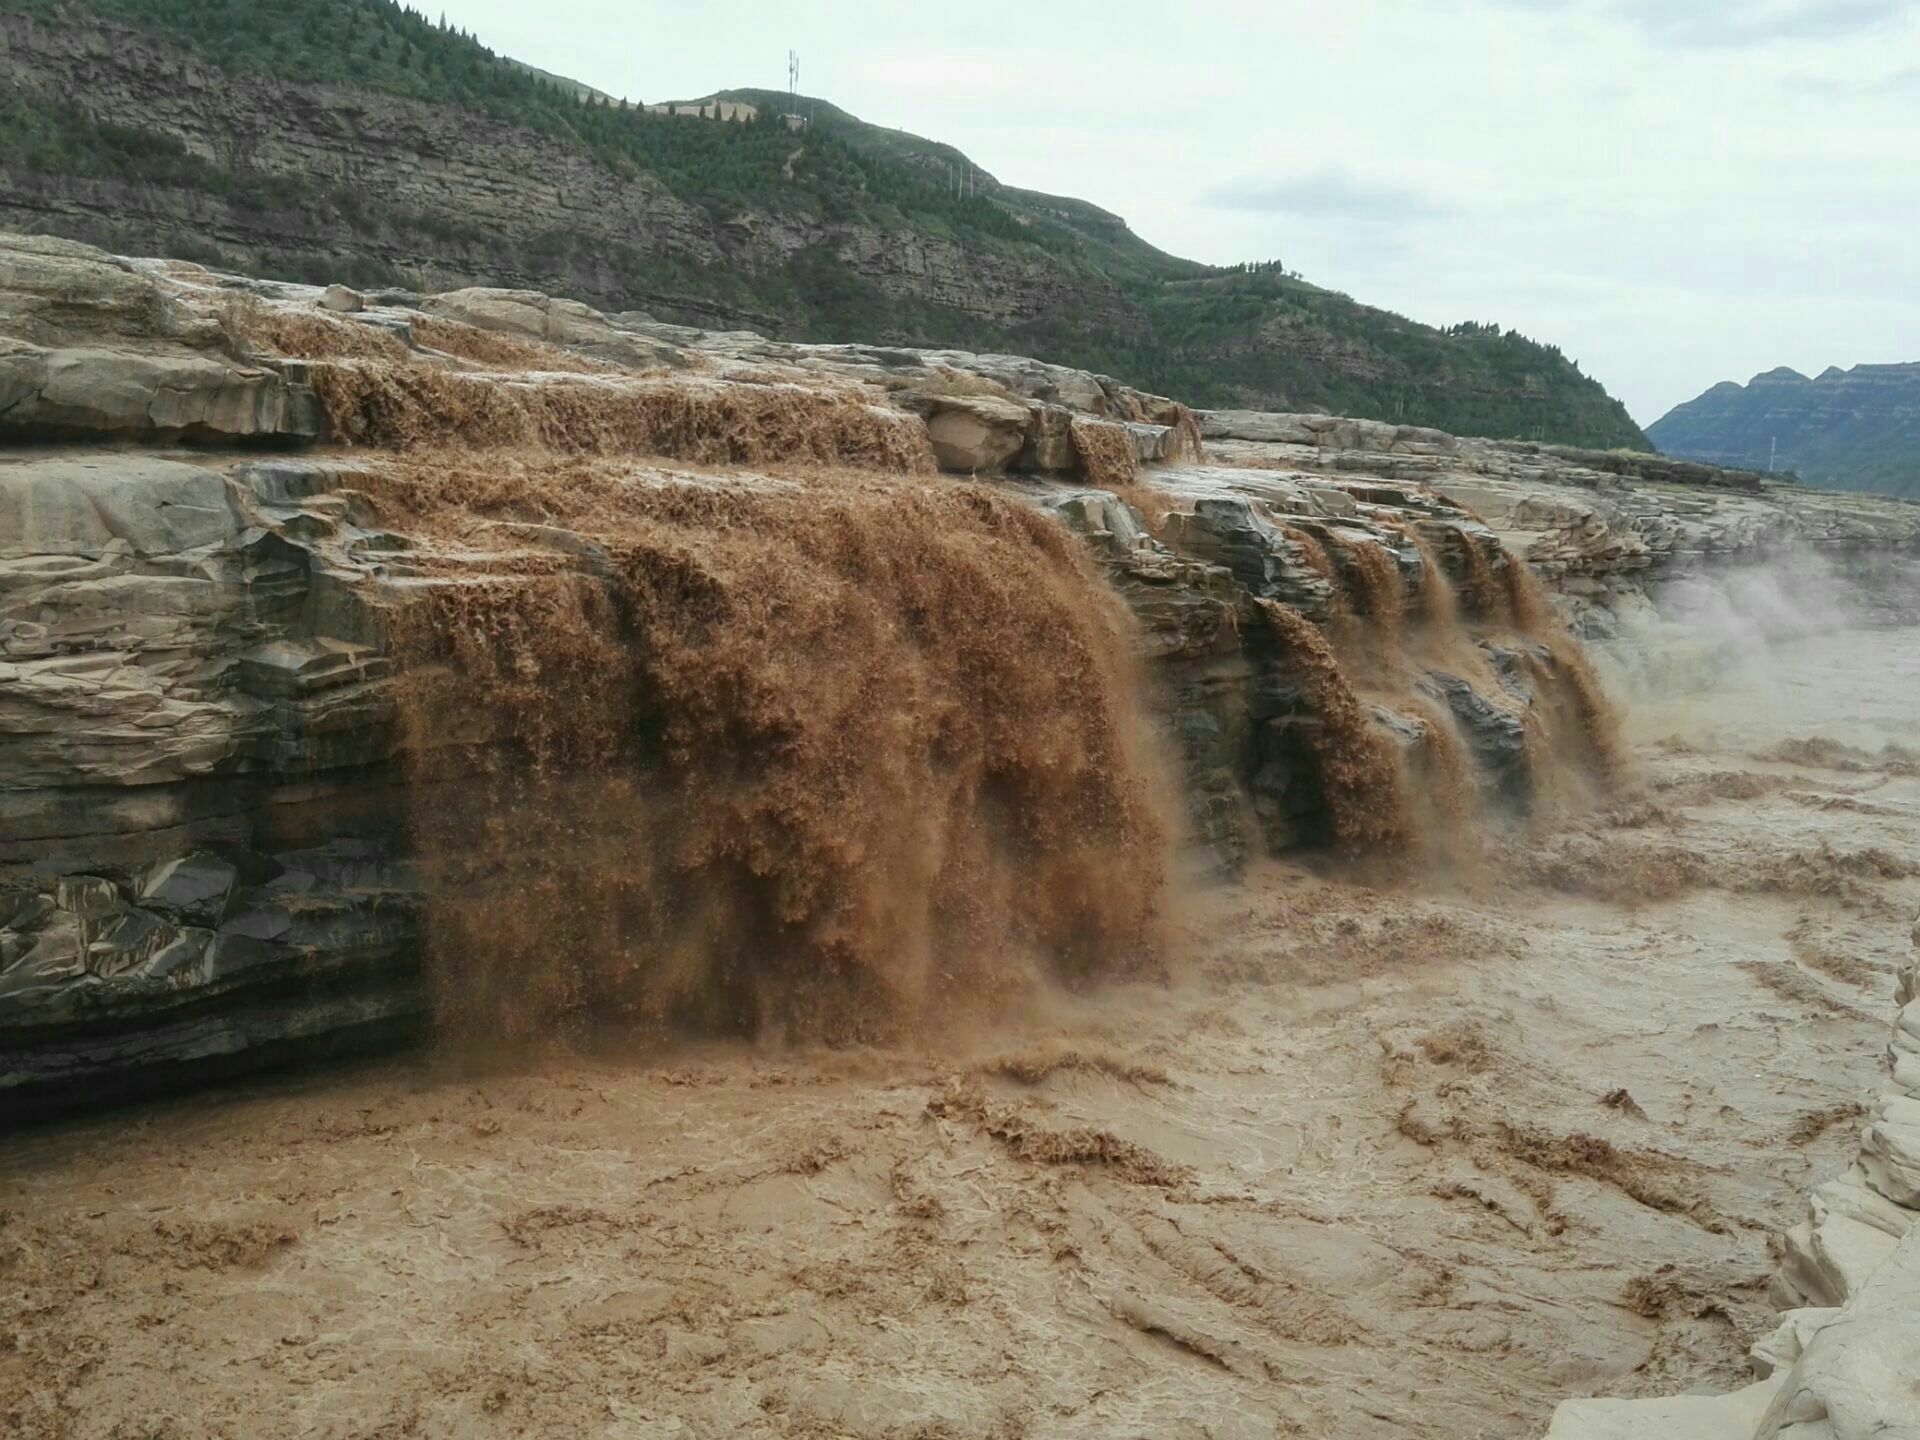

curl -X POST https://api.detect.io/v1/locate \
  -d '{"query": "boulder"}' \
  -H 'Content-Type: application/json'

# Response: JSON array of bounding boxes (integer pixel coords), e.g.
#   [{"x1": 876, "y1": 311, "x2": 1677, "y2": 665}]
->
[
  {"x1": 319, "y1": 284, "x2": 365, "y2": 313},
  {"x1": 0, "y1": 343, "x2": 320, "y2": 442},
  {"x1": 1751, "y1": 1232, "x2": 1920, "y2": 1440},
  {"x1": 1545, "y1": 1380, "x2": 1783, "y2": 1439},
  {"x1": 1859, "y1": 1094, "x2": 1920, "y2": 1207},
  {"x1": 421, "y1": 287, "x2": 612, "y2": 346},
  {"x1": 921, "y1": 394, "x2": 1030, "y2": 474},
  {"x1": 1020, "y1": 403, "x2": 1077, "y2": 473},
  {"x1": 1126, "y1": 421, "x2": 1177, "y2": 464},
  {"x1": 1750, "y1": 1309, "x2": 1842, "y2": 1380}
]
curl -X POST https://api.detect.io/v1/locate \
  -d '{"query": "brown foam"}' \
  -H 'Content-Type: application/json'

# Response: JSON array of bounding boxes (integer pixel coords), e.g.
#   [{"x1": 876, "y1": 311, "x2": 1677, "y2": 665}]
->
[
  {"x1": 308, "y1": 364, "x2": 936, "y2": 472},
  {"x1": 1506, "y1": 561, "x2": 1627, "y2": 787},
  {"x1": 408, "y1": 315, "x2": 614, "y2": 374},
  {"x1": 1328, "y1": 530, "x2": 1405, "y2": 648},
  {"x1": 378, "y1": 456, "x2": 1175, "y2": 1050},
  {"x1": 1255, "y1": 598, "x2": 1413, "y2": 858},
  {"x1": 1164, "y1": 404, "x2": 1207, "y2": 465},
  {"x1": 1455, "y1": 531, "x2": 1512, "y2": 625},
  {"x1": 1068, "y1": 417, "x2": 1141, "y2": 491}
]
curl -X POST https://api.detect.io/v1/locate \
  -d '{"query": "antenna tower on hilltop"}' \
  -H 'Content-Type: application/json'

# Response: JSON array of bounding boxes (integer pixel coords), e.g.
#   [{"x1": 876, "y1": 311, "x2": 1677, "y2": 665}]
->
[{"x1": 785, "y1": 49, "x2": 813, "y2": 126}]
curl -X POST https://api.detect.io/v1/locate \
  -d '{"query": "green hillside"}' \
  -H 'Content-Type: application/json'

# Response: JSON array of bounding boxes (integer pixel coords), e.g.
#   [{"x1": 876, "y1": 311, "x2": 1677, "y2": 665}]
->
[
  {"x1": 0, "y1": 0, "x2": 1648, "y2": 447},
  {"x1": 1649, "y1": 364, "x2": 1920, "y2": 499}
]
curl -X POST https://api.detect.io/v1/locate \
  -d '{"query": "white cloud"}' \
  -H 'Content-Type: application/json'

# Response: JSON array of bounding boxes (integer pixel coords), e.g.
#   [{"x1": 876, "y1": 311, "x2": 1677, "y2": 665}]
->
[{"x1": 1616, "y1": 0, "x2": 1911, "y2": 46}]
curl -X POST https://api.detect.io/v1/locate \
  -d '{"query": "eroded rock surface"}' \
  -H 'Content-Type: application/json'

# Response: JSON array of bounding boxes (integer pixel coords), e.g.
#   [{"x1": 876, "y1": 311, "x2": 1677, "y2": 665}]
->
[{"x1": 4, "y1": 233, "x2": 1917, "y2": 1115}]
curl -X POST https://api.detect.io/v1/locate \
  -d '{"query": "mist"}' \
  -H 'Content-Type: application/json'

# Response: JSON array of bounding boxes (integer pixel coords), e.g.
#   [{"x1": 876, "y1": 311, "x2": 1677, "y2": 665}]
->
[{"x1": 1599, "y1": 548, "x2": 1920, "y2": 752}]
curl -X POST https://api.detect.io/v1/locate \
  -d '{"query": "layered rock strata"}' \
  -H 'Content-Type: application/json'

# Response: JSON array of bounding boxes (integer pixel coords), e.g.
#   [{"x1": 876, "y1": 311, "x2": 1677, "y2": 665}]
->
[
  {"x1": 1199, "y1": 410, "x2": 1920, "y2": 635},
  {"x1": 3, "y1": 233, "x2": 1916, "y2": 1115},
  {"x1": 1649, "y1": 361, "x2": 1920, "y2": 500}
]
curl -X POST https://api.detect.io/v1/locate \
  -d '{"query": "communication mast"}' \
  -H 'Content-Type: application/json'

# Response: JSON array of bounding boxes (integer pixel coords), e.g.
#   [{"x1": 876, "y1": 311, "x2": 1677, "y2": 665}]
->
[{"x1": 785, "y1": 49, "x2": 811, "y2": 128}]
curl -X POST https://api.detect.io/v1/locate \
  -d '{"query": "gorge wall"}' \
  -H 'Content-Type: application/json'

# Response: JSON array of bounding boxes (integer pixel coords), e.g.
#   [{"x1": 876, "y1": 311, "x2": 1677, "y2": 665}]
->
[
  {"x1": 0, "y1": 11, "x2": 1133, "y2": 335},
  {"x1": 4, "y1": 233, "x2": 1919, "y2": 1120},
  {"x1": 0, "y1": 4, "x2": 1649, "y2": 447}
]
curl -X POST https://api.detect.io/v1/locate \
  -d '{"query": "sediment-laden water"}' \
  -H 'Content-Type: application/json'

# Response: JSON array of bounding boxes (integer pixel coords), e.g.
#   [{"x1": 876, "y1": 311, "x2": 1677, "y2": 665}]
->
[{"x1": 0, "y1": 311, "x2": 1906, "y2": 1433}]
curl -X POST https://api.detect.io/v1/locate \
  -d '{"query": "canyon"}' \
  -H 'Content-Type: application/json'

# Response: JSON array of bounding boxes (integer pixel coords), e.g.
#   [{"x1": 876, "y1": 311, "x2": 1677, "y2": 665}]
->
[
  {"x1": 0, "y1": 2, "x2": 1648, "y2": 447},
  {"x1": 3, "y1": 233, "x2": 1920, "y2": 1438}
]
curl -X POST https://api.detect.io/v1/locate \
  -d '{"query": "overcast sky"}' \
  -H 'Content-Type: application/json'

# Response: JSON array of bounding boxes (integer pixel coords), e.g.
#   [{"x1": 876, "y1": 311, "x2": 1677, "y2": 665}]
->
[{"x1": 435, "y1": 0, "x2": 1918, "y2": 424}]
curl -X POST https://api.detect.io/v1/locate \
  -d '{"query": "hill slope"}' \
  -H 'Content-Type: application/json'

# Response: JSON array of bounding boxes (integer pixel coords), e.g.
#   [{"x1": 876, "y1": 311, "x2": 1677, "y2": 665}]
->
[
  {"x1": 1650, "y1": 363, "x2": 1920, "y2": 499},
  {"x1": 0, "y1": 0, "x2": 1645, "y2": 447}
]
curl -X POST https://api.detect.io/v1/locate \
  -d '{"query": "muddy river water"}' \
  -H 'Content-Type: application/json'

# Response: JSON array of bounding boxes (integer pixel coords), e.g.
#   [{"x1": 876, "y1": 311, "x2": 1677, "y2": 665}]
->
[{"x1": 5, "y1": 623, "x2": 1919, "y2": 1440}]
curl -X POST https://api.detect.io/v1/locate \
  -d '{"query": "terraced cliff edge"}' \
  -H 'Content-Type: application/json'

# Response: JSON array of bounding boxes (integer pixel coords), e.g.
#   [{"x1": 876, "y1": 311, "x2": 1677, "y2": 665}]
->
[
  {"x1": 0, "y1": 2, "x2": 1647, "y2": 447},
  {"x1": 3, "y1": 232, "x2": 1918, "y2": 1122}
]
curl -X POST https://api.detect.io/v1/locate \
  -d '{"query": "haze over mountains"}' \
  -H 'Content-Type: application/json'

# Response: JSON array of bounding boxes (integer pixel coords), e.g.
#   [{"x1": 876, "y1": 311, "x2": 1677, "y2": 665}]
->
[
  {"x1": 1651, "y1": 362, "x2": 1920, "y2": 500},
  {"x1": 0, "y1": 0, "x2": 1648, "y2": 449}
]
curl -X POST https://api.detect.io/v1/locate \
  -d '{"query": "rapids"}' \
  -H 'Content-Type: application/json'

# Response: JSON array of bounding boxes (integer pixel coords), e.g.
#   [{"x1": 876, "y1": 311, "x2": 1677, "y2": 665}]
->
[{"x1": 8, "y1": 551, "x2": 1915, "y2": 1438}]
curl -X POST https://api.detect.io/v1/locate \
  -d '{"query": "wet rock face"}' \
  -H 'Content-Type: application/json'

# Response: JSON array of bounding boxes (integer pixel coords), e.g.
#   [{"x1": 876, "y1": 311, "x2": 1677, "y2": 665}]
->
[
  {"x1": 1420, "y1": 671, "x2": 1533, "y2": 810},
  {"x1": 3, "y1": 232, "x2": 1916, "y2": 1114},
  {"x1": 1, "y1": 450, "x2": 426, "y2": 1115}
]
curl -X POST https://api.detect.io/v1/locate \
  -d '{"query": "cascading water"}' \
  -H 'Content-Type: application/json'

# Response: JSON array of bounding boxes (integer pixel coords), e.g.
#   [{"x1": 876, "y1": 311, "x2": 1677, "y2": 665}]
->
[
  {"x1": 1247, "y1": 505, "x2": 1625, "y2": 865},
  {"x1": 1389, "y1": 521, "x2": 1461, "y2": 629},
  {"x1": 1326, "y1": 530, "x2": 1406, "y2": 648},
  {"x1": 380, "y1": 456, "x2": 1177, "y2": 1049}
]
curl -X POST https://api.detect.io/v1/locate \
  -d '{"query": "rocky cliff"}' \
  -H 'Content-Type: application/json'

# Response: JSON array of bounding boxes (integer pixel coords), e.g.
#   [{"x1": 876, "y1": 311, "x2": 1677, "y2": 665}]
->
[
  {"x1": 0, "y1": 0, "x2": 1647, "y2": 448},
  {"x1": 1649, "y1": 362, "x2": 1920, "y2": 500},
  {"x1": 5, "y1": 233, "x2": 1917, "y2": 1120}
]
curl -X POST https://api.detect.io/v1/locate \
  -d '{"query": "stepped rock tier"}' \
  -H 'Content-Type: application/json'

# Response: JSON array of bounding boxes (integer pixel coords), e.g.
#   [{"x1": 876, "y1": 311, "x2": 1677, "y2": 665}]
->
[
  {"x1": 4, "y1": 233, "x2": 1920, "y2": 1118},
  {"x1": 0, "y1": 4, "x2": 1646, "y2": 447}
]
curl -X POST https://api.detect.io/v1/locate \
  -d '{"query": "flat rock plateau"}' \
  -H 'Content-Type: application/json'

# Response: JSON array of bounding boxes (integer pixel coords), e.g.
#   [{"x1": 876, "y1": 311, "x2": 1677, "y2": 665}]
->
[{"x1": 4, "y1": 233, "x2": 1920, "y2": 1439}]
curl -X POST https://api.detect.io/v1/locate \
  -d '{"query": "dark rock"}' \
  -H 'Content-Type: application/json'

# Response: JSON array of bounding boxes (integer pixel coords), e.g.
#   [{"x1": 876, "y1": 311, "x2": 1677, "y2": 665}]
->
[
  {"x1": 1422, "y1": 672, "x2": 1532, "y2": 810},
  {"x1": 139, "y1": 853, "x2": 239, "y2": 926}
]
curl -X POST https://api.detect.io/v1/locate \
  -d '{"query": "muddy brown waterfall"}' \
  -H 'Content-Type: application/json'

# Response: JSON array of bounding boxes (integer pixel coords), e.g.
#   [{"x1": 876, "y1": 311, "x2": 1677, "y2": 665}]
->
[
  {"x1": 1505, "y1": 559, "x2": 1627, "y2": 787},
  {"x1": 1245, "y1": 508, "x2": 1628, "y2": 866},
  {"x1": 1328, "y1": 530, "x2": 1406, "y2": 646},
  {"x1": 385, "y1": 457, "x2": 1176, "y2": 1049},
  {"x1": 1256, "y1": 598, "x2": 1415, "y2": 857}
]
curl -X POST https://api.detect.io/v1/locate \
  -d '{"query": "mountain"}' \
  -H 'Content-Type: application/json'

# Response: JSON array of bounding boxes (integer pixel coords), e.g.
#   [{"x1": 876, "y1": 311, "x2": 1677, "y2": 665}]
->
[
  {"x1": 1649, "y1": 363, "x2": 1920, "y2": 499},
  {"x1": 0, "y1": 0, "x2": 1647, "y2": 448}
]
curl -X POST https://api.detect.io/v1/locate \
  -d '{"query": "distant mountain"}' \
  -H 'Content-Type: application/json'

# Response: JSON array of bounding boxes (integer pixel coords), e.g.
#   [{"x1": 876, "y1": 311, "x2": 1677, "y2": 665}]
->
[
  {"x1": 0, "y1": 0, "x2": 1646, "y2": 448},
  {"x1": 1649, "y1": 363, "x2": 1920, "y2": 499}
]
